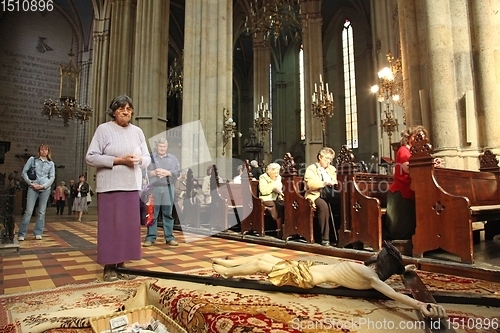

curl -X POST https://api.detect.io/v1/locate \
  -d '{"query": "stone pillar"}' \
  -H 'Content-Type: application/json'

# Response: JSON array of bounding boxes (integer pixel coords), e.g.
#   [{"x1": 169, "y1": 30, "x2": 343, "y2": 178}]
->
[
  {"x1": 301, "y1": 0, "x2": 323, "y2": 164},
  {"x1": 90, "y1": 16, "x2": 111, "y2": 129},
  {"x1": 252, "y1": 32, "x2": 271, "y2": 165},
  {"x1": 275, "y1": 76, "x2": 287, "y2": 160},
  {"x1": 398, "y1": 0, "x2": 424, "y2": 127},
  {"x1": 470, "y1": 0, "x2": 500, "y2": 153},
  {"x1": 88, "y1": 2, "x2": 112, "y2": 189},
  {"x1": 132, "y1": 0, "x2": 170, "y2": 141},
  {"x1": 107, "y1": 0, "x2": 136, "y2": 100},
  {"x1": 422, "y1": 0, "x2": 460, "y2": 153},
  {"x1": 183, "y1": 0, "x2": 232, "y2": 174}
]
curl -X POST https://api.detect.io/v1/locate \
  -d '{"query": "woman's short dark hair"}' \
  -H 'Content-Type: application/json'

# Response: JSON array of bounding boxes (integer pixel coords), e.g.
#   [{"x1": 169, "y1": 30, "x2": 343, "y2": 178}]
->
[
  {"x1": 364, "y1": 241, "x2": 405, "y2": 281},
  {"x1": 106, "y1": 94, "x2": 134, "y2": 118}
]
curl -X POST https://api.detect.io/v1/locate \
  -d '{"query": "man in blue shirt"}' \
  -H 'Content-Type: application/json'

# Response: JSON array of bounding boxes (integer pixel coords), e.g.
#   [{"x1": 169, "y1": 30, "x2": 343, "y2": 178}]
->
[{"x1": 143, "y1": 138, "x2": 181, "y2": 247}]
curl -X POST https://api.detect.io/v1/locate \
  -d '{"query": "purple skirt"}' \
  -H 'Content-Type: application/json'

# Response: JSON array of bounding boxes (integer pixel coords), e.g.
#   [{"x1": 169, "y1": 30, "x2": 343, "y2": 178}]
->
[{"x1": 96, "y1": 191, "x2": 141, "y2": 265}]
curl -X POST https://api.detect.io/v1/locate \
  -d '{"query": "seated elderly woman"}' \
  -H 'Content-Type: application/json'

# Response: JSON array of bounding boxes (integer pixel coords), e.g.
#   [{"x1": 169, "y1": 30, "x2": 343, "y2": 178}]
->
[
  {"x1": 258, "y1": 162, "x2": 284, "y2": 232},
  {"x1": 304, "y1": 147, "x2": 338, "y2": 246}
]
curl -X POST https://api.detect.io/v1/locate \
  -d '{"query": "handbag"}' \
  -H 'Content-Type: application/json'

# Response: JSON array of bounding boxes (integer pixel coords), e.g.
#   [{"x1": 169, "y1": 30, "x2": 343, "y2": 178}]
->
[
  {"x1": 140, "y1": 170, "x2": 155, "y2": 227},
  {"x1": 27, "y1": 157, "x2": 37, "y2": 181},
  {"x1": 321, "y1": 185, "x2": 335, "y2": 199}
]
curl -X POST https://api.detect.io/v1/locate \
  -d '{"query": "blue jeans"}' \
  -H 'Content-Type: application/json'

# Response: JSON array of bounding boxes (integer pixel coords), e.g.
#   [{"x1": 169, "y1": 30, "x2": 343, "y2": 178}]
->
[
  {"x1": 18, "y1": 187, "x2": 51, "y2": 237},
  {"x1": 145, "y1": 185, "x2": 175, "y2": 243}
]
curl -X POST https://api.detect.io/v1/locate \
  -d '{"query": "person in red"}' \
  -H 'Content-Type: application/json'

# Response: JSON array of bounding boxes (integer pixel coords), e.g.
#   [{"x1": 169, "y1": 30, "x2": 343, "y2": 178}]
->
[{"x1": 384, "y1": 125, "x2": 428, "y2": 240}]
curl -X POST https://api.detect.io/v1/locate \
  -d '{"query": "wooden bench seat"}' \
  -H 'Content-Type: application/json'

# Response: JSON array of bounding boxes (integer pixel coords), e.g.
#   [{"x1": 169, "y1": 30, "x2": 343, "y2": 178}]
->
[
  {"x1": 409, "y1": 133, "x2": 500, "y2": 264},
  {"x1": 281, "y1": 153, "x2": 316, "y2": 243},
  {"x1": 336, "y1": 145, "x2": 393, "y2": 251},
  {"x1": 282, "y1": 148, "x2": 392, "y2": 249},
  {"x1": 209, "y1": 171, "x2": 252, "y2": 231}
]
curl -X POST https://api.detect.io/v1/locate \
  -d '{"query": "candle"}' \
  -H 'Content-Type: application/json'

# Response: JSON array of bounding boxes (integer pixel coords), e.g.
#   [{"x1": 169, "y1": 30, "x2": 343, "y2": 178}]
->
[
  {"x1": 319, "y1": 74, "x2": 322, "y2": 82},
  {"x1": 326, "y1": 83, "x2": 329, "y2": 93},
  {"x1": 315, "y1": 83, "x2": 317, "y2": 92}
]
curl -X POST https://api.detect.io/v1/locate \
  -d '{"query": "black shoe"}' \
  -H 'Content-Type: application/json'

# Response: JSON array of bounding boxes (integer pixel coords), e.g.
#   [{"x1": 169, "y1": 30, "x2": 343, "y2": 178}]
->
[{"x1": 103, "y1": 265, "x2": 118, "y2": 282}]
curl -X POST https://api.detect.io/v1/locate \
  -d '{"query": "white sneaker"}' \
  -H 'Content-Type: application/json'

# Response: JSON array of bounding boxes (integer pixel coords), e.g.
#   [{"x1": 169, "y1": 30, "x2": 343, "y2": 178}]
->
[
  {"x1": 18, "y1": 236, "x2": 24, "y2": 241},
  {"x1": 35, "y1": 235, "x2": 42, "y2": 240}
]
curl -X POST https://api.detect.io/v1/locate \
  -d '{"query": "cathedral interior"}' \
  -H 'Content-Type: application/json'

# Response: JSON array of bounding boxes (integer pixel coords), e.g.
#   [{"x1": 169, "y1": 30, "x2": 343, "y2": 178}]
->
[
  {"x1": 1, "y1": 0, "x2": 499, "y2": 181},
  {"x1": 0, "y1": 1, "x2": 500, "y2": 331}
]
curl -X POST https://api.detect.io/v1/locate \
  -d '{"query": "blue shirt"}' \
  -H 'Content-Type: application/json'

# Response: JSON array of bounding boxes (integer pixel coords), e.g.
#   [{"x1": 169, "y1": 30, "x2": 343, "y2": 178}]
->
[
  {"x1": 22, "y1": 156, "x2": 55, "y2": 190},
  {"x1": 148, "y1": 152, "x2": 181, "y2": 186}
]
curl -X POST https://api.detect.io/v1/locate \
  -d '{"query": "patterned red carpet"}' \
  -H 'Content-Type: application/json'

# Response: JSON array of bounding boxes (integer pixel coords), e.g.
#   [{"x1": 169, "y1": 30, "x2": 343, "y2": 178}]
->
[{"x1": 2, "y1": 264, "x2": 500, "y2": 332}]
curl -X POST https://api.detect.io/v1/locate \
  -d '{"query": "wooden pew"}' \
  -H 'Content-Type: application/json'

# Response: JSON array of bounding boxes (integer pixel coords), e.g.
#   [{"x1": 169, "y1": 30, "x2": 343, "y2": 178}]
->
[
  {"x1": 281, "y1": 153, "x2": 316, "y2": 243},
  {"x1": 409, "y1": 132, "x2": 500, "y2": 263},
  {"x1": 240, "y1": 160, "x2": 267, "y2": 237},
  {"x1": 208, "y1": 164, "x2": 252, "y2": 232},
  {"x1": 478, "y1": 150, "x2": 500, "y2": 240},
  {"x1": 181, "y1": 168, "x2": 201, "y2": 228},
  {"x1": 336, "y1": 145, "x2": 393, "y2": 251}
]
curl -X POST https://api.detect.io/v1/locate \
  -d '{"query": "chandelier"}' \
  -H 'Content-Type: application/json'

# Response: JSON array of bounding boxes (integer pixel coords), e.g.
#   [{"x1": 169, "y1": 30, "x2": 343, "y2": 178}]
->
[
  {"x1": 371, "y1": 52, "x2": 403, "y2": 160},
  {"x1": 371, "y1": 52, "x2": 404, "y2": 108},
  {"x1": 167, "y1": 54, "x2": 183, "y2": 99},
  {"x1": 221, "y1": 108, "x2": 242, "y2": 156},
  {"x1": 42, "y1": 51, "x2": 92, "y2": 126},
  {"x1": 245, "y1": 0, "x2": 302, "y2": 45},
  {"x1": 311, "y1": 74, "x2": 334, "y2": 144}
]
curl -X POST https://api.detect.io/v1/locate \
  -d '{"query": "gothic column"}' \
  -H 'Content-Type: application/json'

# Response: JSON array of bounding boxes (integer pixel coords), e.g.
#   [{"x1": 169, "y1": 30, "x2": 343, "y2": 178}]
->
[
  {"x1": 422, "y1": 0, "x2": 460, "y2": 154},
  {"x1": 87, "y1": 1, "x2": 112, "y2": 188},
  {"x1": 301, "y1": 0, "x2": 323, "y2": 164},
  {"x1": 132, "y1": 0, "x2": 170, "y2": 140},
  {"x1": 90, "y1": 16, "x2": 111, "y2": 129},
  {"x1": 183, "y1": 0, "x2": 232, "y2": 173},
  {"x1": 470, "y1": 0, "x2": 500, "y2": 153},
  {"x1": 252, "y1": 32, "x2": 271, "y2": 165},
  {"x1": 107, "y1": 0, "x2": 136, "y2": 101},
  {"x1": 398, "y1": 0, "x2": 424, "y2": 127}
]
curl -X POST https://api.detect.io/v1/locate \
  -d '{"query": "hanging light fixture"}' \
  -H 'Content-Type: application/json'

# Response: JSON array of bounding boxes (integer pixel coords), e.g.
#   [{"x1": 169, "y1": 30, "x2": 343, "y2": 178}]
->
[
  {"x1": 245, "y1": 0, "x2": 302, "y2": 45},
  {"x1": 42, "y1": 50, "x2": 92, "y2": 126},
  {"x1": 167, "y1": 54, "x2": 183, "y2": 99},
  {"x1": 221, "y1": 107, "x2": 242, "y2": 156},
  {"x1": 371, "y1": 51, "x2": 403, "y2": 160}
]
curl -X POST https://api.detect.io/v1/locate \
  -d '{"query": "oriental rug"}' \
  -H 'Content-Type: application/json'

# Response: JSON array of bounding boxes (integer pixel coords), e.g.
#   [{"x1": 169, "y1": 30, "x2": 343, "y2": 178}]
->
[{"x1": 1, "y1": 268, "x2": 500, "y2": 333}]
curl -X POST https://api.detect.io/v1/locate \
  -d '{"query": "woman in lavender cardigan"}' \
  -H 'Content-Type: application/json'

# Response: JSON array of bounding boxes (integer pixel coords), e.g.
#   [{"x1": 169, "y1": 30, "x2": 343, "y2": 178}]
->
[{"x1": 86, "y1": 95, "x2": 151, "y2": 282}]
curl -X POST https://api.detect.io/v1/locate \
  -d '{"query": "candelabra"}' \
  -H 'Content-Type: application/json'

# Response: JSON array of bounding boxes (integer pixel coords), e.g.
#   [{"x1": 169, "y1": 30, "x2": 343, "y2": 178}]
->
[
  {"x1": 167, "y1": 54, "x2": 183, "y2": 99},
  {"x1": 371, "y1": 52, "x2": 403, "y2": 160},
  {"x1": 42, "y1": 50, "x2": 93, "y2": 126},
  {"x1": 254, "y1": 96, "x2": 273, "y2": 142},
  {"x1": 42, "y1": 98, "x2": 92, "y2": 126},
  {"x1": 311, "y1": 74, "x2": 334, "y2": 145},
  {"x1": 380, "y1": 103, "x2": 399, "y2": 159},
  {"x1": 221, "y1": 108, "x2": 241, "y2": 156},
  {"x1": 245, "y1": 0, "x2": 301, "y2": 45}
]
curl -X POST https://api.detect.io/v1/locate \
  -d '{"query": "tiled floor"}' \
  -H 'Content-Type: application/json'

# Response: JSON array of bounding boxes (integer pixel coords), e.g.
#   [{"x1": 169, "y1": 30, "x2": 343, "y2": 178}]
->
[
  {"x1": 0, "y1": 206, "x2": 310, "y2": 295},
  {"x1": 2, "y1": 205, "x2": 500, "y2": 295}
]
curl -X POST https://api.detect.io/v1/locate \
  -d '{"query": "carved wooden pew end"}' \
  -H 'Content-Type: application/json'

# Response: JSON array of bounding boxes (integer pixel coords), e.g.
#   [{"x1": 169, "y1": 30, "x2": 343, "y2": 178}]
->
[{"x1": 409, "y1": 135, "x2": 500, "y2": 264}]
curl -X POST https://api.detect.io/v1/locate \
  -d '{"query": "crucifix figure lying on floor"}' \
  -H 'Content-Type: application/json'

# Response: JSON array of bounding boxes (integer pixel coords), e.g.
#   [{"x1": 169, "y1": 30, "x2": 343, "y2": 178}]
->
[{"x1": 212, "y1": 241, "x2": 447, "y2": 319}]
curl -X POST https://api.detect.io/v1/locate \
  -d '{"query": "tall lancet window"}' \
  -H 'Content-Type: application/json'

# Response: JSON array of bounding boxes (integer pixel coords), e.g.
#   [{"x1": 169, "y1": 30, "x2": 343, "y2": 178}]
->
[
  {"x1": 342, "y1": 19, "x2": 358, "y2": 149},
  {"x1": 299, "y1": 47, "x2": 305, "y2": 140}
]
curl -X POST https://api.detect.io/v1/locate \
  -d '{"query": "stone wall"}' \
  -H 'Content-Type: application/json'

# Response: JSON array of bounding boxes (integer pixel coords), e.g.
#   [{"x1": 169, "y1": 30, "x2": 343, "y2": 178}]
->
[{"x1": 0, "y1": 9, "x2": 86, "y2": 187}]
